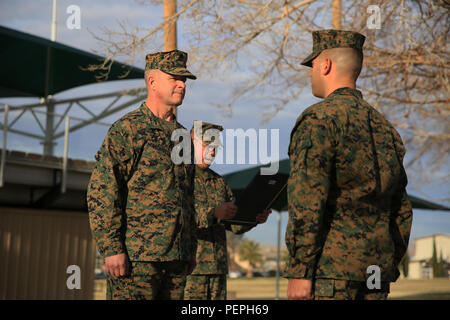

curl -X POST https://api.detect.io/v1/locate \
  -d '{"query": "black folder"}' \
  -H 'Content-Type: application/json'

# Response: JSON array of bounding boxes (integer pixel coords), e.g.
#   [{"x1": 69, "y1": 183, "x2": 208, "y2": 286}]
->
[{"x1": 222, "y1": 172, "x2": 289, "y2": 225}]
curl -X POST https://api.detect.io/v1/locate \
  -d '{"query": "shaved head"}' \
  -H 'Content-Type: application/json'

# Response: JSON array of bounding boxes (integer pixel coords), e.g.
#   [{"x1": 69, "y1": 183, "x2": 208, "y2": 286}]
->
[
  {"x1": 310, "y1": 47, "x2": 363, "y2": 98},
  {"x1": 319, "y1": 48, "x2": 363, "y2": 80}
]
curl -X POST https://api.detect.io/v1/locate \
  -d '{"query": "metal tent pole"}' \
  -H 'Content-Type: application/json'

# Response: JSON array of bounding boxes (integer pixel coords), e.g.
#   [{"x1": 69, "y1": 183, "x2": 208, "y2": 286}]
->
[
  {"x1": 43, "y1": 101, "x2": 55, "y2": 156},
  {"x1": 275, "y1": 210, "x2": 281, "y2": 300},
  {"x1": 51, "y1": 0, "x2": 58, "y2": 41},
  {"x1": 0, "y1": 104, "x2": 8, "y2": 188},
  {"x1": 42, "y1": 0, "x2": 58, "y2": 156},
  {"x1": 61, "y1": 116, "x2": 70, "y2": 193}
]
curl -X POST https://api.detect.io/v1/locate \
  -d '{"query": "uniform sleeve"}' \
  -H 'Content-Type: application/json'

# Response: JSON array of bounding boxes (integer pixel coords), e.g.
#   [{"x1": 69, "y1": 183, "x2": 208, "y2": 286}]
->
[
  {"x1": 390, "y1": 130, "x2": 413, "y2": 266},
  {"x1": 284, "y1": 114, "x2": 336, "y2": 279},
  {"x1": 391, "y1": 189, "x2": 413, "y2": 266},
  {"x1": 87, "y1": 122, "x2": 134, "y2": 258},
  {"x1": 185, "y1": 165, "x2": 198, "y2": 260}
]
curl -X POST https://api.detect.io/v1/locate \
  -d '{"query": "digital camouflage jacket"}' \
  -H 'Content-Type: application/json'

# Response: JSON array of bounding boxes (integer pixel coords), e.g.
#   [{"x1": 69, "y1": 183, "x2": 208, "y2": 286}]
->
[
  {"x1": 192, "y1": 167, "x2": 253, "y2": 275},
  {"x1": 285, "y1": 87, "x2": 413, "y2": 282},
  {"x1": 87, "y1": 103, "x2": 197, "y2": 263}
]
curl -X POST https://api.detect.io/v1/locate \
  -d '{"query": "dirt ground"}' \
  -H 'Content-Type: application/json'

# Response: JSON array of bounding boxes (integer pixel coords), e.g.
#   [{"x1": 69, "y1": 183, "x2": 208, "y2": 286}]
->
[{"x1": 94, "y1": 277, "x2": 450, "y2": 300}]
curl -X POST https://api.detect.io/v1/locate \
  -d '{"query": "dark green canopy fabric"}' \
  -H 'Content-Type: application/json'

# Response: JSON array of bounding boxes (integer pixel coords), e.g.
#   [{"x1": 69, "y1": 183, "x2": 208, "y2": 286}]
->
[
  {"x1": 223, "y1": 159, "x2": 450, "y2": 212},
  {"x1": 0, "y1": 25, "x2": 144, "y2": 98}
]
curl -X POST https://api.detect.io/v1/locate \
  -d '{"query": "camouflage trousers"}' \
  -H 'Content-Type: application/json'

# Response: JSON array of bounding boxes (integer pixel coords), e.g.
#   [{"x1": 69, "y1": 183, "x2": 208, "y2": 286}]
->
[
  {"x1": 184, "y1": 274, "x2": 227, "y2": 300},
  {"x1": 313, "y1": 279, "x2": 390, "y2": 300},
  {"x1": 106, "y1": 261, "x2": 189, "y2": 300}
]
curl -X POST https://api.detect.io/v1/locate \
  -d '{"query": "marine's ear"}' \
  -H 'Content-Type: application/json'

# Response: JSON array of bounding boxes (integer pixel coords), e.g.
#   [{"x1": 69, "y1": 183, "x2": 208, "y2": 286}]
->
[{"x1": 321, "y1": 57, "x2": 332, "y2": 76}]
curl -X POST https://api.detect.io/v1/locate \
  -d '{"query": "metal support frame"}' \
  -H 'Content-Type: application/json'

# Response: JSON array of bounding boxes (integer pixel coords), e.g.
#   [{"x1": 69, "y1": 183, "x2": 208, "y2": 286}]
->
[
  {"x1": 0, "y1": 88, "x2": 146, "y2": 156},
  {"x1": 0, "y1": 88, "x2": 146, "y2": 194}
]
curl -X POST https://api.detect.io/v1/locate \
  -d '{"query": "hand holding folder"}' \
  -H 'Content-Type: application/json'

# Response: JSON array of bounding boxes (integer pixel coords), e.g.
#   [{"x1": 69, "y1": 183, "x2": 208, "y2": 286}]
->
[{"x1": 222, "y1": 173, "x2": 289, "y2": 225}]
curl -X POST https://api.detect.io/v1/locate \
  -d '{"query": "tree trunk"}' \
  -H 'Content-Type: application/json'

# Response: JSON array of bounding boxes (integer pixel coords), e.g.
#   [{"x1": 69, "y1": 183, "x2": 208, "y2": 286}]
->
[
  {"x1": 247, "y1": 264, "x2": 254, "y2": 278},
  {"x1": 163, "y1": 0, "x2": 178, "y2": 116},
  {"x1": 332, "y1": 0, "x2": 342, "y2": 29},
  {"x1": 163, "y1": 0, "x2": 177, "y2": 51}
]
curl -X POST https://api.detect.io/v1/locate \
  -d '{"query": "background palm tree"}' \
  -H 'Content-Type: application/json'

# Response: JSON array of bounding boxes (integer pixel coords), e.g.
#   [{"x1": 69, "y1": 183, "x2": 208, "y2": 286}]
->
[
  {"x1": 239, "y1": 239, "x2": 263, "y2": 277},
  {"x1": 226, "y1": 231, "x2": 244, "y2": 272}
]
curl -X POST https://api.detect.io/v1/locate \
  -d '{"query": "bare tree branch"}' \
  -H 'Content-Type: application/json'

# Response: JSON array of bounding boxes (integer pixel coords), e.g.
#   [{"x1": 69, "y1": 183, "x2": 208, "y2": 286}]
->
[{"x1": 90, "y1": 0, "x2": 449, "y2": 184}]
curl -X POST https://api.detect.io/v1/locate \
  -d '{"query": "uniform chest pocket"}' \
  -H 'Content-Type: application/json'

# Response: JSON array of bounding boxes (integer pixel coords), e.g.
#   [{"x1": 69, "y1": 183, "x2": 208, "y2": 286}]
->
[
  {"x1": 142, "y1": 130, "x2": 174, "y2": 166},
  {"x1": 127, "y1": 131, "x2": 174, "y2": 189}
]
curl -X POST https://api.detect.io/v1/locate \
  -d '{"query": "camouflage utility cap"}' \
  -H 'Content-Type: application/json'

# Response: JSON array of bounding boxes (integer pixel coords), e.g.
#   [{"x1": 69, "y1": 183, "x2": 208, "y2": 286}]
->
[
  {"x1": 192, "y1": 120, "x2": 223, "y2": 146},
  {"x1": 301, "y1": 29, "x2": 366, "y2": 67},
  {"x1": 145, "y1": 49, "x2": 197, "y2": 79}
]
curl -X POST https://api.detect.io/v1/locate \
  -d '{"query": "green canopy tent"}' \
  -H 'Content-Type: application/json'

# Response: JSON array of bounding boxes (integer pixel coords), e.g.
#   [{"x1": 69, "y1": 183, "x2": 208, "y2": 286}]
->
[
  {"x1": 0, "y1": 25, "x2": 144, "y2": 98},
  {"x1": 223, "y1": 158, "x2": 450, "y2": 299},
  {"x1": 0, "y1": 25, "x2": 146, "y2": 158},
  {"x1": 0, "y1": 25, "x2": 148, "y2": 192}
]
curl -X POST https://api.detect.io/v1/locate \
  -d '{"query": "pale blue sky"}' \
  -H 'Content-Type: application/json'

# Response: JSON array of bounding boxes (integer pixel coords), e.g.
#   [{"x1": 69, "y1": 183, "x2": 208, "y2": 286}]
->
[{"x1": 0, "y1": 1, "x2": 448, "y2": 250}]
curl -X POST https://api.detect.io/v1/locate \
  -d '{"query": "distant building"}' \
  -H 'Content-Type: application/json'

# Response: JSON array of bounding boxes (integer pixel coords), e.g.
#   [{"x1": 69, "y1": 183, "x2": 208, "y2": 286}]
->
[{"x1": 408, "y1": 234, "x2": 450, "y2": 279}]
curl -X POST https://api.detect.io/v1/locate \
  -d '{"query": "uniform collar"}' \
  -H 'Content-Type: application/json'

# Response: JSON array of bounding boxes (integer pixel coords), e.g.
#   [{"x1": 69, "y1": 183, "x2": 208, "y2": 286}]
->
[
  {"x1": 195, "y1": 166, "x2": 213, "y2": 180},
  {"x1": 326, "y1": 87, "x2": 363, "y2": 100},
  {"x1": 139, "y1": 102, "x2": 182, "y2": 130}
]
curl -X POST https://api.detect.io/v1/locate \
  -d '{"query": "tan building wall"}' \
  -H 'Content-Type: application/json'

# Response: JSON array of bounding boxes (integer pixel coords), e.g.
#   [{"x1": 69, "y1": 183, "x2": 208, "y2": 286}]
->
[
  {"x1": 234, "y1": 255, "x2": 252, "y2": 270},
  {"x1": 0, "y1": 207, "x2": 97, "y2": 299},
  {"x1": 408, "y1": 261, "x2": 424, "y2": 279},
  {"x1": 408, "y1": 234, "x2": 450, "y2": 279},
  {"x1": 412, "y1": 234, "x2": 450, "y2": 261}
]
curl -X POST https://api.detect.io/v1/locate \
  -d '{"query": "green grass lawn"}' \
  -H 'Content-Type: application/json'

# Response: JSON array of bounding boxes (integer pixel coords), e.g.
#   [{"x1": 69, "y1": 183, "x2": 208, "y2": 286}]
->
[
  {"x1": 388, "y1": 278, "x2": 450, "y2": 300},
  {"x1": 227, "y1": 277, "x2": 450, "y2": 300},
  {"x1": 94, "y1": 277, "x2": 450, "y2": 300}
]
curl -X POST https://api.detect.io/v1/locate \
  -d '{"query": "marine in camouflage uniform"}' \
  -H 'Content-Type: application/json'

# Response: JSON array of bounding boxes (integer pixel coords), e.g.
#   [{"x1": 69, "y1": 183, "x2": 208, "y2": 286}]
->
[
  {"x1": 184, "y1": 121, "x2": 269, "y2": 300},
  {"x1": 285, "y1": 30, "x2": 413, "y2": 300},
  {"x1": 87, "y1": 50, "x2": 197, "y2": 300}
]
